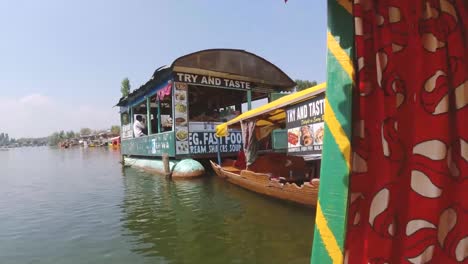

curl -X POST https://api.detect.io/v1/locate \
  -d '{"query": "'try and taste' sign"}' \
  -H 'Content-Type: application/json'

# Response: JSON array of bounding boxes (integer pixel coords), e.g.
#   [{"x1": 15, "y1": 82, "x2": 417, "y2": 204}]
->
[{"x1": 175, "y1": 72, "x2": 251, "y2": 90}]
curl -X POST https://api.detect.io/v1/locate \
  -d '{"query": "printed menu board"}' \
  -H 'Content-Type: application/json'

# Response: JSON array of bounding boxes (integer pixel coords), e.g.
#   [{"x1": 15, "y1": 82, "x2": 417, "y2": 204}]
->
[
  {"x1": 286, "y1": 92, "x2": 325, "y2": 156},
  {"x1": 174, "y1": 82, "x2": 189, "y2": 154}
]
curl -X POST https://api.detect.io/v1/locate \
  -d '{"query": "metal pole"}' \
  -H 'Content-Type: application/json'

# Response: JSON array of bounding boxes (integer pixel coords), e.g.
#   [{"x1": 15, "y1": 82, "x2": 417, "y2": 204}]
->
[
  {"x1": 217, "y1": 137, "x2": 222, "y2": 165},
  {"x1": 146, "y1": 97, "x2": 152, "y2": 135},
  {"x1": 130, "y1": 107, "x2": 134, "y2": 137},
  {"x1": 157, "y1": 99, "x2": 161, "y2": 133},
  {"x1": 247, "y1": 90, "x2": 252, "y2": 110}
]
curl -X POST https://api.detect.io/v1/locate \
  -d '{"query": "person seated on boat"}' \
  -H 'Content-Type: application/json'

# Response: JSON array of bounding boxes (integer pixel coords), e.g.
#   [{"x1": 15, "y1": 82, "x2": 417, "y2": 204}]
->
[
  {"x1": 150, "y1": 117, "x2": 158, "y2": 134},
  {"x1": 133, "y1": 115, "x2": 147, "y2": 137},
  {"x1": 162, "y1": 116, "x2": 173, "y2": 132}
]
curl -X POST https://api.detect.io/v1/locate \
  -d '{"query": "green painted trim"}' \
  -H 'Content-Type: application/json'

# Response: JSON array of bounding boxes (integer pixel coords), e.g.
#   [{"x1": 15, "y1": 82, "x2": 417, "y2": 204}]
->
[
  {"x1": 130, "y1": 107, "x2": 134, "y2": 135},
  {"x1": 310, "y1": 0, "x2": 353, "y2": 263},
  {"x1": 247, "y1": 90, "x2": 252, "y2": 110},
  {"x1": 146, "y1": 97, "x2": 152, "y2": 135},
  {"x1": 157, "y1": 99, "x2": 162, "y2": 133},
  {"x1": 311, "y1": 225, "x2": 333, "y2": 264},
  {"x1": 325, "y1": 50, "x2": 353, "y2": 138},
  {"x1": 121, "y1": 131, "x2": 176, "y2": 157}
]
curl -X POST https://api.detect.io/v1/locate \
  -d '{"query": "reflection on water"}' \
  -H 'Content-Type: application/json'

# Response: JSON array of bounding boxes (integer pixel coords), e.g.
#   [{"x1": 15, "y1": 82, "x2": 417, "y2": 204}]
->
[
  {"x1": 0, "y1": 147, "x2": 315, "y2": 264},
  {"x1": 121, "y1": 169, "x2": 316, "y2": 264}
]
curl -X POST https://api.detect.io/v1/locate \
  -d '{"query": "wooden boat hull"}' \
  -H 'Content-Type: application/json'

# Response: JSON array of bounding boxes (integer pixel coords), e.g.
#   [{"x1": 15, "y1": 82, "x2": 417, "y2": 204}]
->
[{"x1": 210, "y1": 161, "x2": 319, "y2": 207}]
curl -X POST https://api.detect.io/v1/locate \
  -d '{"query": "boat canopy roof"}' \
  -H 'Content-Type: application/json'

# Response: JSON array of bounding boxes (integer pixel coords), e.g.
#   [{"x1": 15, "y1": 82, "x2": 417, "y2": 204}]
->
[
  {"x1": 171, "y1": 49, "x2": 295, "y2": 89},
  {"x1": 215, "y1": 82, "x2": 326, "y2": 137},
  {"x1": 116, "y1": 49, "x2": 296, "y2": 108}
]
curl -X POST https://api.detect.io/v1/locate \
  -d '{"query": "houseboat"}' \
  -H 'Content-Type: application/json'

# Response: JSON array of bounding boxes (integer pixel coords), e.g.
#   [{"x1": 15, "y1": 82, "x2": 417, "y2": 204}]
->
[
  {"x1": 116, "y1": 49, "x2": 296, "y2": 178},
  {"x1": 211, "y1": 83, "x2": 326, "y2": 206}
]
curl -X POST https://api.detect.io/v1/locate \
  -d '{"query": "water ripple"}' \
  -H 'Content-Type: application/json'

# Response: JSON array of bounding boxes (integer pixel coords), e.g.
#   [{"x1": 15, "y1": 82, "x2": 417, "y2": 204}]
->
[{"x1": 0, "y1": 147, "x2": 315, "y2": 264}]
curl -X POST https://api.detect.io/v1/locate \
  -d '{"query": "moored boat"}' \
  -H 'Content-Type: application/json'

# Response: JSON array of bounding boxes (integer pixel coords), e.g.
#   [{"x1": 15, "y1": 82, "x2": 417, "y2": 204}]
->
[
  {"x1": 116, "y1": 49, "x2": 296, "y2": 178},
  {"x1": 210, "y1": 160, "x2": 320, "y2": 206},
  {"x1": 214, "y1": 83, "x2": 326, "y2": 206}
]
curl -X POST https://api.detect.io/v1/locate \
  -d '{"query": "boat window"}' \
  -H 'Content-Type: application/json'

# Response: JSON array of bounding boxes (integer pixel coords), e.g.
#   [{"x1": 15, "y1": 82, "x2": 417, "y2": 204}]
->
[
  {"x1": 148, "y1": 96, "x2": 158, "y2": 135},
  {"x1": 160, "y1": 96, "x2": 173, "y2": 132},
  {"x1": 121, "y1": 112, "x2": 129, "y2": 125},
  {"x1": 241, "y1": 97, "x2": 269, "y2": 113},
  {"x1": 187, "y1": 84, "x2": 269, "y2": 122}
]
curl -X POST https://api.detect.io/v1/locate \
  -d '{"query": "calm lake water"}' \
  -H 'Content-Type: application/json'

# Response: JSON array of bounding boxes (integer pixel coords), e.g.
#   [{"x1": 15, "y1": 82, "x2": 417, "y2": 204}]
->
[{"x1": 0, "y1": 147, "x2": 315, "y2": 264}]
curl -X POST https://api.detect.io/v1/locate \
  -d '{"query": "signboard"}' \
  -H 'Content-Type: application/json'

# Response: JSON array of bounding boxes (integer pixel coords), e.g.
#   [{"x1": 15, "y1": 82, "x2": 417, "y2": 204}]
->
[
  {"x1": 121, "y1": 124, "x2": 133, "y2": 139},
  {"x1": 286, "y1": 93, "x2": 325, "y2": 156},
  {"x1": 188, "y1": 131, "x2": 242, "y2": 155},
  {"x1": 174, "y1": 72, "x2": 251, "y2": 90},
  {"x1": 174, "y1": 82, "x2": 189, "y2": 154},
  {"x1": 121, "y1": 132, "x2": 175, "y2": 157}
]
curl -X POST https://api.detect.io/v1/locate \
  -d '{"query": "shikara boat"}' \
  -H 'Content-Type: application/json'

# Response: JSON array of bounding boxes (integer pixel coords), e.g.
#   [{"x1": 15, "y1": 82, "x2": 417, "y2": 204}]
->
[
  {"x1": 213, "y1": 83, "x2": 326, "y2": 206},
  {"x1": 210, "y1": 160, "x2": 320, "y2": 207}
]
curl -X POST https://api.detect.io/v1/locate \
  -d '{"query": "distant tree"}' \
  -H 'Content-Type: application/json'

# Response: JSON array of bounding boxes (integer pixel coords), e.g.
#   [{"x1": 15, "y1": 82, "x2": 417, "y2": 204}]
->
[
  {"x1": 49, "y1": 132, "x2": 60, "y2": 146},
  {"x1": 295, "y1": 79, "x2": 318, "y2": 91},
  {"x1": 110, "y1": 125, "x2": 120, "y2": 135},
  {"x1": 121, "y1": 78, "x2": 131, "y2": 97},
  {"x1": 80, "y1": 128, "x2": 92, "y2": 136},
  {"x1": 66, "y1": 131, "x2": 75, "y2": 139}
]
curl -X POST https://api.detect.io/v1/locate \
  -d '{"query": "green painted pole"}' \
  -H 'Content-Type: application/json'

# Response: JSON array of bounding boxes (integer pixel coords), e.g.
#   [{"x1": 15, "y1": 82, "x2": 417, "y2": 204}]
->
[
  {"x1": 146, "y1": 97, "x2": 152, "y2": 135},
  {"x1": 157, "y1": 99, "x2": 161, "y2": 133},
  {"x1": 130, "y1": 107, "x2": 134, "y2": 136},
  {"x1": 247, "y1": 90, "x2": 252, "y2": 110},
  {"x1": 310, "y1": 1, "x2": 354, "y2": 264}
]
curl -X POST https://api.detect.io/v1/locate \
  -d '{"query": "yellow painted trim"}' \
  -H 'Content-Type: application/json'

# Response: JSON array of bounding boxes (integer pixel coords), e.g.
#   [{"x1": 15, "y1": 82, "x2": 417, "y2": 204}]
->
[
  {"x1": 336, "y1": 0, "x2": 352, "y2": 14},
  {"x1": 215, "y1": 83, "x2": 326, "y2": 137},
  {"x1": 324, "y1": 98, "x2": 351, "y2": 169},
  {"x1": 327, "y1": 31, "x2": 354, "y2": 82},
  {"x1": 316, "y1": 201, "x2": 343, "y2": 264}
]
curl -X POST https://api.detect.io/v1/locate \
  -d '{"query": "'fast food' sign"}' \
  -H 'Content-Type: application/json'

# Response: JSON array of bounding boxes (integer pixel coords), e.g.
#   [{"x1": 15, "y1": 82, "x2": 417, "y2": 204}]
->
[{"x1": 286, "y1": 92, "x2": 325, "y2": 157}]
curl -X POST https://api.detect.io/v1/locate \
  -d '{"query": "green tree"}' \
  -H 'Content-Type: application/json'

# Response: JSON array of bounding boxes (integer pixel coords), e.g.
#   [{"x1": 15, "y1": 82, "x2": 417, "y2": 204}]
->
[
  {"x1": 121, "y1": 78, "x2": 131, "y2": 97},
  {"x1": 295, "y1": 79, "x2": 318, "y2": 91},
  {"x1": 66, "y1": 131, "x2": 75, "y2": 139},
  {"x1": 110, "y1": 125, "x2": 120, "y2": 135},
  {"x1": 80, "y1": 128, "x2": 92, "y2": 136},
  {"x1": 49, "y1": 132, "x2": 60, "y2": 146}
]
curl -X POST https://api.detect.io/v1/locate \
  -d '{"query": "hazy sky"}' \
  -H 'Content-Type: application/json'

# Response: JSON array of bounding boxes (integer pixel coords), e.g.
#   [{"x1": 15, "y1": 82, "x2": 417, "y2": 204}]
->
[{"x1": 0, "y1": 0, "x2": 327, "y2": 138}]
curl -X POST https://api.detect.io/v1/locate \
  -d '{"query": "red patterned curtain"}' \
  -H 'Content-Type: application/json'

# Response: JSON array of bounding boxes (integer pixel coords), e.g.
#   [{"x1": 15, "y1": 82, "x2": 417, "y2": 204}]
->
[{"x1": 346, "y1": 1, "x2": 467, "y2": 263}]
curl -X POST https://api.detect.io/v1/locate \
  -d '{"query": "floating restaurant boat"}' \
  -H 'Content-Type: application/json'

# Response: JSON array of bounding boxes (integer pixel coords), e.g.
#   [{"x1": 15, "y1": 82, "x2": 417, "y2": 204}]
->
[
  {"x1": 211, "y1": 83, "x2": 326, "y2": 206},
  {"x1": 116, "y1": 49, "x2": 296, "y2": 178}
]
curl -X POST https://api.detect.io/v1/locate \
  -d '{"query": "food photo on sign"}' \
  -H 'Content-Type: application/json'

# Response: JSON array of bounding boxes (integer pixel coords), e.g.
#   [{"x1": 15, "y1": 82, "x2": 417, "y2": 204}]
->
[{"x1": 286, "y1": 93, "x2": 325, "y2": 155}]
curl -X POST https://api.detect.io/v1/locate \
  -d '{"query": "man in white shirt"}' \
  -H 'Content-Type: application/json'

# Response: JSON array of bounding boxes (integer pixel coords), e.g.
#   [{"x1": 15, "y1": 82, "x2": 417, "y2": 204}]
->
[{"x1": 133, "y1": 115, "x2": 147, "y2": 137}]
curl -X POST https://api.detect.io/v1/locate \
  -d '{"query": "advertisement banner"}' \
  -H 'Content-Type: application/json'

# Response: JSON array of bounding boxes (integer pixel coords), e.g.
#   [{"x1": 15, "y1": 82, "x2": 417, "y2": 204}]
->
[
  {"x1": 188, "y1": 131, "x2": 242, "y2": 155},
  {"x1": 174, "y1": 82, "x2": 190, "y2": 154},
  {"x1": 286, "y1": 93, "x2": 325, "y2": 156},
  {"x1": 174, "y1": 72, "x2": 252, "y2": 90}
]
